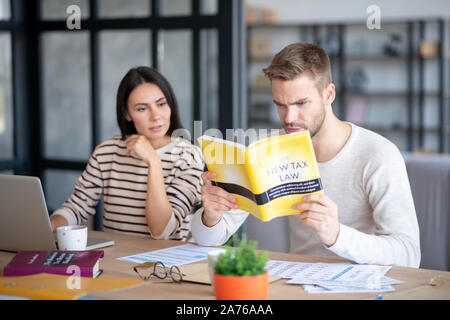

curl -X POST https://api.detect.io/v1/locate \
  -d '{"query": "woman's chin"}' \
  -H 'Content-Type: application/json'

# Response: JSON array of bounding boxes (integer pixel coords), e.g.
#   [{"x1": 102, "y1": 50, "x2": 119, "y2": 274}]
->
[{"x1": 144, "y1": 132, "x2": 171, "y2": 148}]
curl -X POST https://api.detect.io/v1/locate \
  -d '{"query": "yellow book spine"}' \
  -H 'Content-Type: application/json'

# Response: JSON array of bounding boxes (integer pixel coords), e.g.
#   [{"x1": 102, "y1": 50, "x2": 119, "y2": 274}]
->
[{"x1": 0, "y1": 286, "x2": 87, "y2": 300}]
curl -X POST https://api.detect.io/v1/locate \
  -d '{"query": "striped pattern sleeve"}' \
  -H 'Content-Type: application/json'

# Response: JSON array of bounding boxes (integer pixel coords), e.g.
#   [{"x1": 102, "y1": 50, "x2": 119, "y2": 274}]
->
[
  {"x1": 51, "y1": 151, "x2": 104, "y2": 225},
  {"x1": 160, "y1": 142, "x2": 205, "y2": 240}
]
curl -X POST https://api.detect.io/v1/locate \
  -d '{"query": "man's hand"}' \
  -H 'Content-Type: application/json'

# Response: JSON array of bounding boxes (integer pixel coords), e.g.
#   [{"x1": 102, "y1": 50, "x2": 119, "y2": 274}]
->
[
  {"x1": 200, "y1": 171, "x2": 238, "y2": 227},
  {"x1": 293, "y1": 193, "x2": 340, "y2": 247}
]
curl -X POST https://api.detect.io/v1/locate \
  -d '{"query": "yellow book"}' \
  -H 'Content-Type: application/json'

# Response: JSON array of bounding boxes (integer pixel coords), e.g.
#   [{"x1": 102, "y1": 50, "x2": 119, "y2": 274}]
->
[
  {"x1": 0, "y1": 273, "x2": 145, "y2": 300},
  {"x1": 198, "y1": 130, "x2": 323, "y2": 222}
]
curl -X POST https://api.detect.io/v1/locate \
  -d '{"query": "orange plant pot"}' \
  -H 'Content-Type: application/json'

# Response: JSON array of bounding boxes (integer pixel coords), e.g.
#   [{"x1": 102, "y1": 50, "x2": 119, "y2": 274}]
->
[{"x1": 214, "y1": 272, "x2": 268, "y2": 300}]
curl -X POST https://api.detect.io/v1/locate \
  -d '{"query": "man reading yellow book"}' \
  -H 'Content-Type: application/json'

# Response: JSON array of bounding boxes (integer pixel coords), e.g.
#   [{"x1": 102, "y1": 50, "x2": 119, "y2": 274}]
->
[
  {"x1": 191, "y1": 42, "x2": 420, "y2": 268},
  {"x1": 197, "y1": 130, "x2": 323, "y2": 222}
]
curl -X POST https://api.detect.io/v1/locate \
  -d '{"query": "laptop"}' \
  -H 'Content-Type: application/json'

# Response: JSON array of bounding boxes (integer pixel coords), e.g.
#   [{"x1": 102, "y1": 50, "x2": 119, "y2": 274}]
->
[{"x1": 0, "y1": 174, "x2": 114, "y2": 252}]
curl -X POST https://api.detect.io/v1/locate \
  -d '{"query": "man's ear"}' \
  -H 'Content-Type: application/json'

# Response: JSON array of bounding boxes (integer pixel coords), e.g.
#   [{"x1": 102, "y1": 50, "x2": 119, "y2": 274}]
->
[{"x1": 323, "y1": 83, "x2": 336, "y2": 105}]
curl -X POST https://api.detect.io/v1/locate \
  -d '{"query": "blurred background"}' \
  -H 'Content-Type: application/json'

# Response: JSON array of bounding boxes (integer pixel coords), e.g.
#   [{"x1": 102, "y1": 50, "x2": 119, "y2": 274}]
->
[{"x1": 0, "y1": 0, "x2": 449, "y2": 271}]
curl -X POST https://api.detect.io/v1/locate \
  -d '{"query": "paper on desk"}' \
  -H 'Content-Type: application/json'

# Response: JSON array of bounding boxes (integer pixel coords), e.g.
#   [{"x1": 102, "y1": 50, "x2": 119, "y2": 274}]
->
[
  {"x1": 117, "y1": 244, "x2": 218, "y2": 266},
  {"x1": 302, "y1": 284, "x2": 395, "y2": 294},
  {"x1": 266, "y1": 260, "x2": 402, "y2": 294},
  {"x1": 266, "y1": 260, "x2": 320, "y2": 278}
]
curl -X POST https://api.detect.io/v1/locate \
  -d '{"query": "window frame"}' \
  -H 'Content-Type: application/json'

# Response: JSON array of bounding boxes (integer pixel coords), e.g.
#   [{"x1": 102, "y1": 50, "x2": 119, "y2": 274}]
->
[{"x1": 2, "y1": 0, "x2": 246, "y2": 230}]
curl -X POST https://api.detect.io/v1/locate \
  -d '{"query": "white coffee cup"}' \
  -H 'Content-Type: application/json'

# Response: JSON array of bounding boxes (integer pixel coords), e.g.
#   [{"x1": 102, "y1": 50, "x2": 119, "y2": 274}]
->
[
  {"x1": 56, "y1": 225, "x2": 88, "y2": 250},
  {"x1": 207, "y1": 249, "x2": 226, "y2": 290}
]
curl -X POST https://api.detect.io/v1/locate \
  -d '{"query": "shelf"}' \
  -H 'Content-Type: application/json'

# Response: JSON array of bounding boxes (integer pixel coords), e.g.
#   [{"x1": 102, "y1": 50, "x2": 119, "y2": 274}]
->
[
  {"x1": 246, "y1": 18, "x2": 445, "y2": 29},
  {"x1": 363, "y1": 126, "x2": 447, "y2": 135},
  {"x1": 347, "y1": 91, "x2": 409, "y2": 97},
  {"x1": 247, "y1": 23, "x2": 308, "y2": 29},
  {"x1": 246, "y1": 18, "x2": 450, "y2": 153},
  {"x1": 249, "y1": 52, "x2": 448, "y2": 64},
  {"x1": 249, "y1": 88, "x2": 449, "y2": 97},
  {"x1": 243, "y1": 123, "x2": 449, "y2": 136},
  {"x1": 345, "y1": 54, "x2": 408, "y2": 61},
  {"x1": 344, "y1": 54, "x2": 448, "y2": 61},
  {"x1": 348, "y1": 90, "x2": 450, "y2": 97}
]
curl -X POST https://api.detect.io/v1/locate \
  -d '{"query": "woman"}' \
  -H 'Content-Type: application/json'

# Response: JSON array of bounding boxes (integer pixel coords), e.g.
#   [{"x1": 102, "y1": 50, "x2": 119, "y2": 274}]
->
[{"x1": 50, "y1": 67, "x2": 204, "y2": 241}]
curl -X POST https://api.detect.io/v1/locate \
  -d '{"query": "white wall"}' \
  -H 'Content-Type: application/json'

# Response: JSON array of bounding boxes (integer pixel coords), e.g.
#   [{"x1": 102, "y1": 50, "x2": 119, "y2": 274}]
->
[{"x1": 246, "y1": 0, "x2": 450, "y2": 24}]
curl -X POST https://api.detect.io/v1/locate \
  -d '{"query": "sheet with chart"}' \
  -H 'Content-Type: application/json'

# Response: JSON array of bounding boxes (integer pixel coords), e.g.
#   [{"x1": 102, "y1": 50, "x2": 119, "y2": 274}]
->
[{"x1": 117, "y1": 244, "x2": 218, "y2": 266}]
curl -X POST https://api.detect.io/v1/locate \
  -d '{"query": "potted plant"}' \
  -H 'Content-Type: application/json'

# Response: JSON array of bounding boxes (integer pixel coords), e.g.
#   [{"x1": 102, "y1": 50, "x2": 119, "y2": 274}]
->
[{"x1": 213, "y1": 234, "x2": 269, "y2": 300}]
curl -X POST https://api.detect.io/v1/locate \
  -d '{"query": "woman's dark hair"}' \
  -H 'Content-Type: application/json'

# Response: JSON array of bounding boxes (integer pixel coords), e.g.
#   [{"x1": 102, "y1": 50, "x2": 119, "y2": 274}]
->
[{"x1": 116, "y1": 66, "x2": 184, "y2": 140}]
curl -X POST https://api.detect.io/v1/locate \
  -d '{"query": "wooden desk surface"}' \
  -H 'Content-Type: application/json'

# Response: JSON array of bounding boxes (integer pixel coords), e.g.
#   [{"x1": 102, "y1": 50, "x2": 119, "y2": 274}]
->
[{"x1": 1, "y1": 230, "x2": 449, "y2": 300}]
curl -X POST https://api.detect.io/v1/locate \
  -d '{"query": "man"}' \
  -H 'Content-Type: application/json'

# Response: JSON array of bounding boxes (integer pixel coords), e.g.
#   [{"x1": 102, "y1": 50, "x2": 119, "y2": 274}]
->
[{"x1": 191, "y1": 42, "x2": 420, "y2": 267}]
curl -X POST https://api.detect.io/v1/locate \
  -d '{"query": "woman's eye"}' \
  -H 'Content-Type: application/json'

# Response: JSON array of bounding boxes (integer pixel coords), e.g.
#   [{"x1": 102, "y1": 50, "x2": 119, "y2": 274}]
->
[
  {"x1": 137, "y1": 107, "x2": 147, "y2": 111},
  {"x1": 158, "y1": 102, "x2": 167, "y2": 107}
]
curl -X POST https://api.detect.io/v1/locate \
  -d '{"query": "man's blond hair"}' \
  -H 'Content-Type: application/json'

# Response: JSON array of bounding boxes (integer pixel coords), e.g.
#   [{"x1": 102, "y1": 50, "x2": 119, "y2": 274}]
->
[{"x1": 262, "y1": 42, "x2": 332, "y2": 92}]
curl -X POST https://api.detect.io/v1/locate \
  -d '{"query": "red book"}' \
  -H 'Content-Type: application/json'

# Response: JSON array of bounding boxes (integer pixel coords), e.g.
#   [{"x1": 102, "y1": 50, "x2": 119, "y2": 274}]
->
[{"x1": 3, "y1": 251, "x2": 104, "y2": 278}]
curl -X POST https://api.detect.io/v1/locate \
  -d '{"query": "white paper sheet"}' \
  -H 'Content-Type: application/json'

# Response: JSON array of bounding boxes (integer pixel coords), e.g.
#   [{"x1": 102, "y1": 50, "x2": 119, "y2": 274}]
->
[
  {"x1": 265, "y1": 260, "x2": 402, "y2": 294},
  {"x1": 302, "y1": 284, "x2": 395, "y2": 294},
  {"x1": 117, "y1": 244, "x2": 217, "y2": 266}
]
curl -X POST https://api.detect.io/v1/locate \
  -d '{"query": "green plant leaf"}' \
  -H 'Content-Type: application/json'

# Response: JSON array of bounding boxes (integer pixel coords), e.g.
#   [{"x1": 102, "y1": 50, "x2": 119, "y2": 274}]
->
[{"x1": 214, "y1": 234, "x2": 268, "y2": 276}]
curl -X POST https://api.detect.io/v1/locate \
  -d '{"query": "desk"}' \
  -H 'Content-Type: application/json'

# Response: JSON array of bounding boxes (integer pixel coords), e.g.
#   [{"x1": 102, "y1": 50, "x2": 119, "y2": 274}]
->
[{"x1": 1, "y1": 230, "x2": 450, "y2": 300}]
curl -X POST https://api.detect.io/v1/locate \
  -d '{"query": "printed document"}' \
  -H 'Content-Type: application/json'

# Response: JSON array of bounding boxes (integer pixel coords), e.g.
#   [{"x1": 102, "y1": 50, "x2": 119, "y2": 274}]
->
[
  {"x1": 265, "y1": 260, "x2": 402, "y2": 293},
  {"x1": 117, "y1": 244, "x2": 217, "y2": 266}
]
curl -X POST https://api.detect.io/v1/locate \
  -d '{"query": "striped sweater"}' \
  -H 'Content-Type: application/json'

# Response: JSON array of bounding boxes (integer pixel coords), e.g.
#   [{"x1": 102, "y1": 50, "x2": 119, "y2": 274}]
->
[{"x1": 51, "y1": 136, "x2": 204, "y2": 241}]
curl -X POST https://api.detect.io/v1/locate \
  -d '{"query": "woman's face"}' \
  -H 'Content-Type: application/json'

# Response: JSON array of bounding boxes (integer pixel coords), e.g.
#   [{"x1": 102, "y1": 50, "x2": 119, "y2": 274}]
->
[{"x1": 126, "y1": 82, "x2": 172, "y2": 148}]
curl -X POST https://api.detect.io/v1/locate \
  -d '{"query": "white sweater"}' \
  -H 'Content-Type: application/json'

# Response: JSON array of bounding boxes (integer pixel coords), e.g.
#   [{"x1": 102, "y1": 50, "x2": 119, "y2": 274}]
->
[{"x1": 191, "y1": 123, "x2": 421, "y2": 267}]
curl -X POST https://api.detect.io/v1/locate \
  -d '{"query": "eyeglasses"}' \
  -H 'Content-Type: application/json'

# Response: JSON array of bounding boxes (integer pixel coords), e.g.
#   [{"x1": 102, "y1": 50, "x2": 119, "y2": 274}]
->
[{"x1": 133, "y1": 261, "x2": 183, "y2": 283}]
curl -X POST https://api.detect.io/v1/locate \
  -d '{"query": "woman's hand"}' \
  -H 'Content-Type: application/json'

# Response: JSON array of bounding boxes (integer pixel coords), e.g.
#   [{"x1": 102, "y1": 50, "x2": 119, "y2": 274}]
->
[
  {"x1": 50, "y1": 215, "x2": 68, "y2": 232},
  {"x1": 125, "y1": 135, "x2": 161, "y2": 167}
]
